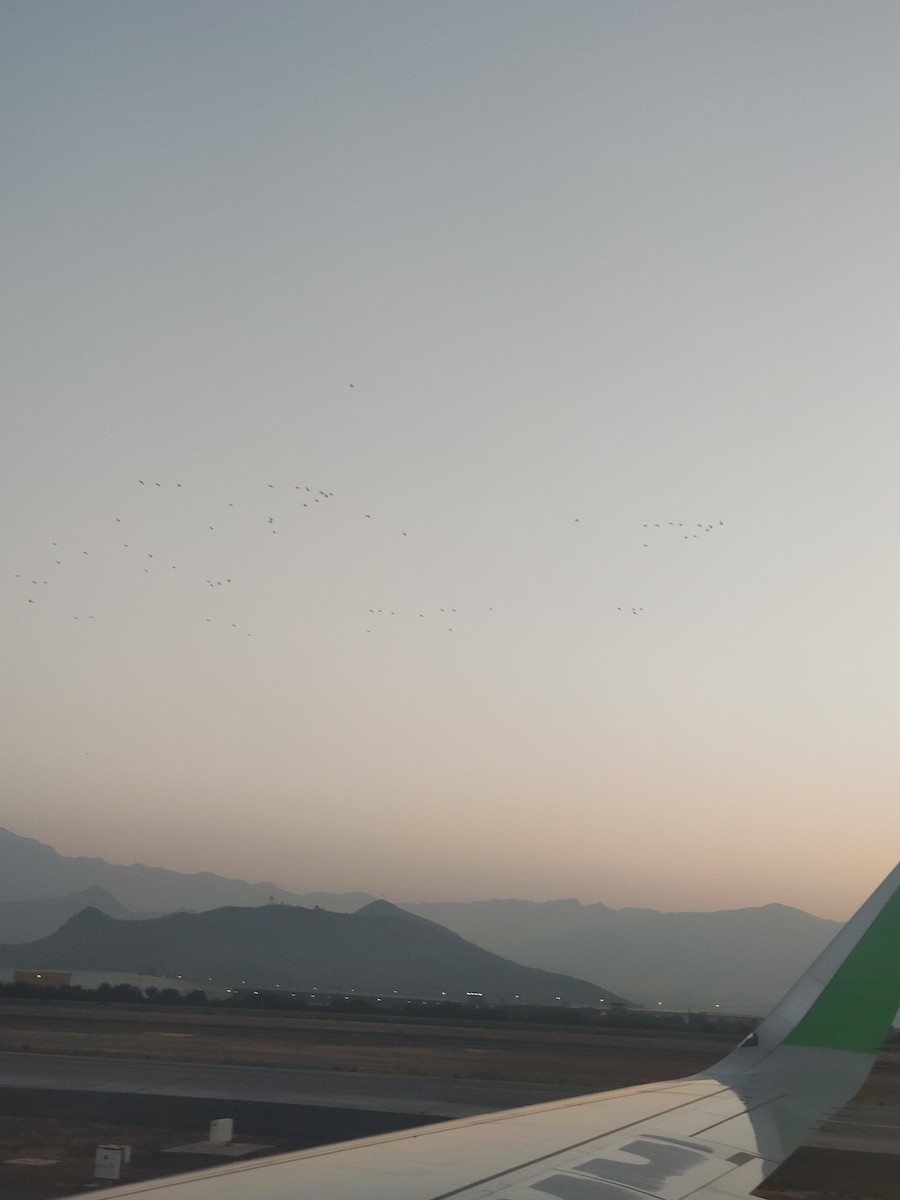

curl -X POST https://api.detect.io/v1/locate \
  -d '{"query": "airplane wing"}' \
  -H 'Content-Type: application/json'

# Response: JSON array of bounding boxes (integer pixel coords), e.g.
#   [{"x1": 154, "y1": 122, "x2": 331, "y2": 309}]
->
[{"x1": 70, "y1": 862, "x2": 900, "y2": 1200}]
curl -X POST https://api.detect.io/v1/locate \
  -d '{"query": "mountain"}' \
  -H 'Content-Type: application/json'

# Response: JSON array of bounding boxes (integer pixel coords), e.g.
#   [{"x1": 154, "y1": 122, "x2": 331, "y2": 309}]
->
[
  {"x1": 0, "y1": 901, "x2": 626, "y2": 1006},
  {"x1": 399, "y1": 898, "x2": 840, "y2": 1013},
  {"x1": 0, "y1": 829, "x2": 841, "y2": 1012},
  {"x1": 0, "y1": 887, "x2": 134, "y2": 944},
  {"x1": 0, "y1": 828, "x2": 373, "y2": 913}
]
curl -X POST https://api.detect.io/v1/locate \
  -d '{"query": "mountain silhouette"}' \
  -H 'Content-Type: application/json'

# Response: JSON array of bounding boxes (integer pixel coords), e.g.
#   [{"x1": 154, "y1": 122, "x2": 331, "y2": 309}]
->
[
  {"x1": 0, "y1": 887, "x2": 133, "y2": 944},
  {"x1": 400, "y1": 898, "x2": 840, "y2": 1011},
  {"x1": 0, "y1": 828, "x2": 370, "y2": 913},
  {"x1": 0, "y1": 901, "x2": 626, "y2": 1006}
]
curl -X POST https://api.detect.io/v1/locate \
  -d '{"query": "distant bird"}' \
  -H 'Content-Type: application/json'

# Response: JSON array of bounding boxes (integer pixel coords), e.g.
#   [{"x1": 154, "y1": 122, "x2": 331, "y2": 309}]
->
[{"x1": 138, "y1": 480, "x2": 144, "y2": 485}]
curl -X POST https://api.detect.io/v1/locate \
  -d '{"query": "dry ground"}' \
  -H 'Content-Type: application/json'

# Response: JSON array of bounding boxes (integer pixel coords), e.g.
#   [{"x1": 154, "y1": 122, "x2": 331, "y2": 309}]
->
[{"x1": 0, "y1": 1002, "x2": 897, "y2": 1199}]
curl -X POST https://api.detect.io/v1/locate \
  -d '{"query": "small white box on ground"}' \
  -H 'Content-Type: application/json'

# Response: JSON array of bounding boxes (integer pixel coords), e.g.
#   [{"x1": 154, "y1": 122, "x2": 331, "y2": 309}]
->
[
  {"x1": 94, "y1": 1146, "x2": 124, "y2": 1180},
  {"x1": 209, "y1": 1118, "x2": 234, "y2": 1146}
]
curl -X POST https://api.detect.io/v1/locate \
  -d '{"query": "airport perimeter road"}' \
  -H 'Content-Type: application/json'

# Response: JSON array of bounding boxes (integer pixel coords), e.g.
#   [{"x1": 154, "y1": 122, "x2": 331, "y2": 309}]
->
[{"x1": 0, "y1": 1051, "x2": 583, "y2": 1118}]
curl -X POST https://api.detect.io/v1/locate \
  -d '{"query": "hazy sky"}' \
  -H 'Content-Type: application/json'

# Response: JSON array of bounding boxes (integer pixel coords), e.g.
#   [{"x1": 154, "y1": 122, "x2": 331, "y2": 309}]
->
[{"x1": 3, "y1": 2, "x2": 899, "y2": 920}]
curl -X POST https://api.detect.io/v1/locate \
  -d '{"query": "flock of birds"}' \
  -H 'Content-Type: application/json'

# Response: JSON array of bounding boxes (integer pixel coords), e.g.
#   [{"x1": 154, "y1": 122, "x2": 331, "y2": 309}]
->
[
  {"x1": 640, "y1": 520, "x2": 724, "y2": 547},
  {"x1": 11, "y1": 478, "x2": 726, "y2": 636}
]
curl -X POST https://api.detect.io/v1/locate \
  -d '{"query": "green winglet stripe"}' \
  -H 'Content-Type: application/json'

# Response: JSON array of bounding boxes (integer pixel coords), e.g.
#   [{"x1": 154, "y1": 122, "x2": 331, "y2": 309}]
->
[{"x1": 785, "y1": 883, "x2": 900, "y2": 1054}]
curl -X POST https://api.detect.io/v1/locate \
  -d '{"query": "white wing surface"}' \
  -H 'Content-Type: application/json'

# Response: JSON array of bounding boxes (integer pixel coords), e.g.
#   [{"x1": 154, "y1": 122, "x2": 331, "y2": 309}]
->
[{"x1": 66, "y1": 863, "x2": 900, "y2": 1200}]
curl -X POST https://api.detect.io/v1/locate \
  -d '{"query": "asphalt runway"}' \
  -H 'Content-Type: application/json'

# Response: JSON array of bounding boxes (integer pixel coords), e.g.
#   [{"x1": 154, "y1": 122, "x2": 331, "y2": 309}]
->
[
  {"x1": 0, "y1": 1051, "x2": 581, "y2": 1118},
  {"x1": 0, "y1": 1050, "x2": 897, "y2": 1152}
]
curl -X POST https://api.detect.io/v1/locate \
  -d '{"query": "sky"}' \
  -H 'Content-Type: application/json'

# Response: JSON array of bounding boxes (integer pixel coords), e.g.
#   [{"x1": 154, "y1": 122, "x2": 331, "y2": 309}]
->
[{"x1": 3, "y1": 1, "x2": 899, "y2": 921}]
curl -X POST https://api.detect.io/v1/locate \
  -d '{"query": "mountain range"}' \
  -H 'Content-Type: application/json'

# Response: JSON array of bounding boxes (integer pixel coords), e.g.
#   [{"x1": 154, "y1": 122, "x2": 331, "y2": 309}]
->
[
  {"x1": 0, "y1": 899, "x2": 621, "y2": 1006},
  {"x1": 0, "y1": 829, "x2": 841, "y2": 1011}
]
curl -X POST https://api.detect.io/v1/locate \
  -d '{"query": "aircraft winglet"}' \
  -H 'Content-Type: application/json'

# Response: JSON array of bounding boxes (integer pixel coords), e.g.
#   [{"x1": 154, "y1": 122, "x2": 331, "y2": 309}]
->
[{"x1": 710, "y1": 859, "x2": 897, "y2": 1094}]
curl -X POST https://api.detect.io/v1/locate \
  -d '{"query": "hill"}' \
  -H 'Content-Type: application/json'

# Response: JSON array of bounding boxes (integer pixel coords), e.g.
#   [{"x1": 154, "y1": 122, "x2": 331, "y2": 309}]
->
[
  {"x1": 0, "y1": 828, "x2": 372, "y2": 913},
  {"x1": 0, "y1": 900, "x2": 626, "y2": 1006},
  {"x1": 0, "y1": 887, "x2": 134, "y2": 944},
  {"x1": 0, "y1": 828, "x2": 842, "y2": 1012},
  {"x1": 400, "y1": 898, "x2": 839, "y2": 1012}
]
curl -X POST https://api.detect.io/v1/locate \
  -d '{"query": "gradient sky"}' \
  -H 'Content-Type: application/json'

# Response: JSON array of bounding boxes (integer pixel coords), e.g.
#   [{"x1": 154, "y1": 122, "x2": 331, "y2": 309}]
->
[{"x1": 3, "y1": 2, "x2": 899, "y2": 921}]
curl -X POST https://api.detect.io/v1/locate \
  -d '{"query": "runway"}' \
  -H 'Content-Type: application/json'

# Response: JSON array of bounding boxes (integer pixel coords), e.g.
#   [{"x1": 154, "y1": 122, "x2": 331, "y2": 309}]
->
[
  {"x1": 0, "y1": 1050, "x2": 897, "y2": 1151},
  {"x1": 0, "y1": 1051, "x2": 580, "y2": 1118}
]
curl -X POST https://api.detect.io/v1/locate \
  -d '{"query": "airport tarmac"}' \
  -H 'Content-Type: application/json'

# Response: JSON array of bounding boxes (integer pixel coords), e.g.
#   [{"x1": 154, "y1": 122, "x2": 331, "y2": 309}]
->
[
  {"x1": 0, "y1": 1050, "x2": 580, "y2": 1118},
  {"x1": 0, "y1": 1050, "x2": 897, "y2": 1151}
]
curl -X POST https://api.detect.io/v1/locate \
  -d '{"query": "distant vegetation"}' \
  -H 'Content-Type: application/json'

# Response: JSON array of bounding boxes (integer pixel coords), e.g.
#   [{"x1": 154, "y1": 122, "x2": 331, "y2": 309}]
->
[{"x1": 0, "y1": 978, "x2": 759, "y2": 1034}]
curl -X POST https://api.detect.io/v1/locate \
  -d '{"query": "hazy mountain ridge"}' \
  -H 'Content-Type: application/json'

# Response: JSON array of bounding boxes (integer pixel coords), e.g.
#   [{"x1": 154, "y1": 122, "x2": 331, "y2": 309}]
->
[
  {"x1": 399, "y1": 898, "x2": 840, "y2": 1011},
  {"x1": 0, "y1": 900, "x2": 624, "y2": 1006},
  {"x1": 0, "y1": 887, "x2": 134, "y2": 945},
  {"x1": 0, "y1": 829, "x2": 841, "y2": 1012},
  {"x1": 0, "y1": 828, "x2": 317, "y2": 912}
]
